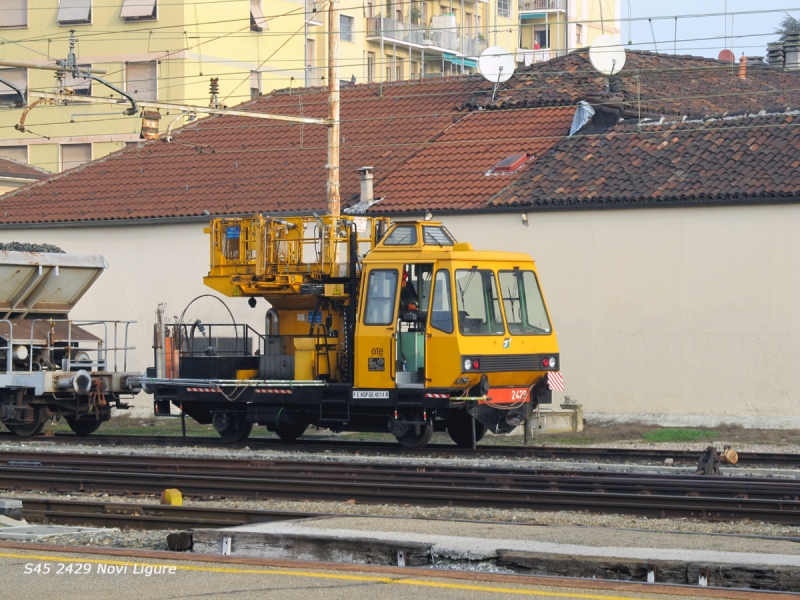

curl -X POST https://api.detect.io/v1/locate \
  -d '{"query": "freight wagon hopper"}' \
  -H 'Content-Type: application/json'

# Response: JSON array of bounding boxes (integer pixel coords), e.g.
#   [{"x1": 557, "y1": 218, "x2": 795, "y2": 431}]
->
[
  {"x1": 0, "y1": 250, "x2": 141, "y2": 436},
  {"x1": 146, "y1": 215, "x2": 562, "y2": 448}
]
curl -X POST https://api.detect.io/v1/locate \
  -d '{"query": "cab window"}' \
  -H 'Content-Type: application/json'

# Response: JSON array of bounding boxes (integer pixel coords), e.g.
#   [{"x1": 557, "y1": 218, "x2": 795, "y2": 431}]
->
[
  {"x1": 430, "y1": 269, "x2": 454, "y2": 333},
  {"x1": 455, "y1": 269, "x2": 505, "y2": 335},
  {"x1": 383, "y1": 226, "x2": 417, "y2": 245},
  {"x1": 364, "y1": 269, "x2": 398, "y2": 325},
  {"x1": 498, "y1": 270, "x2": 552, "y2": 334},
  {"x1": 422, "y1": 226, "x2": 454, "y2": 246}
]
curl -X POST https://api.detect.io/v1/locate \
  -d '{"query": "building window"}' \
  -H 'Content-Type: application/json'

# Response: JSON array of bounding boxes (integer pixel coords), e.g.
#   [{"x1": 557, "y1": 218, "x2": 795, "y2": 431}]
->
[
  {"x1": 0, "y1": 0, "x2": 27, "y2": 28},
  {"x1": 250, "y1": 0, "x2": 267, "y2": 31},
  {"x1": 497, "y1": 0, "x2": 509, "y2": 19},
  {"x1": 367, "y1": 51, "x2": 375, "y2": 82},
  {"x1": 61, "y1": 143, "x2": 91, "y2": 171},
  {"x1": 396, "y1": 8, "x2": 402, "y2": 21},
  {"x1": 57, "y1": 0, "x2": 91, "y2": 25},
  {"x1": 575, "y1": 23, "x2": 583, "y2": 46},
  {"x1": 534, "y1": 25, "x2": 547, "y2": 49},
  {"x1": 340, "y1": 14, "x2": 353, "y2": 42},
  {"x1": 0, "y1": 146, "x2": 27, "y2": 163},
  {"x1": 386, "y1": 65, "x2": 392, "y2": 81},
  {"x1": 120, "y1": 0, "x2": 156, "y2": 21},
  {"x1": 366, "y1": 2, "x2": 373, "y2": 18},
  {"x1": 396, "y1": 58, "x2": 403, "y2": 81},
  {"x1": 250, "y1": 70, "x2": 261, "y2": 99},
  {"x1": 126, "y1": 62, "x2": 157, "y2": 101},
  {"x1": 0, "y1": 68, "x2": 26, "y2": 105},
  {"x1": 411, "y1": 61, "x2": 419, "y2": 78},
  {"x1": 62, "y1": 65, "x2": 91, "y2": 96}
]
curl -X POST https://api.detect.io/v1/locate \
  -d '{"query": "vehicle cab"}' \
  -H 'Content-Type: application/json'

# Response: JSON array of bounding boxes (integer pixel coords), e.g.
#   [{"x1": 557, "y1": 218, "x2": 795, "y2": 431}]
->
[{"x1": 355, "y1": 221, "x2": 559, "y2": 407}]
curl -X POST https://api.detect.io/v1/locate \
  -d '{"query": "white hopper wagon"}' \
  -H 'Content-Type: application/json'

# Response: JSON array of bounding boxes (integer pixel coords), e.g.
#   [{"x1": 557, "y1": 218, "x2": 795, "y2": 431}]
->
[{"x1": 0, "y1": 250, "x2": 141, "y2": 436}]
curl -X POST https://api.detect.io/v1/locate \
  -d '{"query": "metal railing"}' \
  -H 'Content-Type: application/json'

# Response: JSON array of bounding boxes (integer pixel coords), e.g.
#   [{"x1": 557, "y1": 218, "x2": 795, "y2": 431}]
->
[
  {"x1": 366, "y1": 16, "x2": 485, "y2": 57},
  {"x1": 518, "y1": 0, "x2": 566, "y2": 11},
  {"x1": 0, "y1": 319, "x2": 136, "y2": 375}
]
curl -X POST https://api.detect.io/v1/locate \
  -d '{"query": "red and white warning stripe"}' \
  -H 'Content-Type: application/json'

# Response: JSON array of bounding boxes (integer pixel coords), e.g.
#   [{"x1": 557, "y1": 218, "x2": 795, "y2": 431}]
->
[
  {"x1": 425, "y1": 393, "x2": 449, "y2": 399},
  {"x1": 186, "y1": 387, "x2": 217, "y2": 393},
  {"x1": 254, "y1": 389, "x2": 293, "y2": 394},
  {"x1": 547, "y1": 372, "x2": 564, "y2": 391}
]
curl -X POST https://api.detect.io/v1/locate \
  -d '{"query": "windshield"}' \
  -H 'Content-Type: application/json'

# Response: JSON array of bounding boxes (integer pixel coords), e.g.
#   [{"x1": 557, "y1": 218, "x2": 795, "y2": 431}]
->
[
  {"x1": 455, "y1": 269, "x2": 505, "y2": 335},
  {"x1": 498, "y1": 270, "x2": 551, "y2": 334}
]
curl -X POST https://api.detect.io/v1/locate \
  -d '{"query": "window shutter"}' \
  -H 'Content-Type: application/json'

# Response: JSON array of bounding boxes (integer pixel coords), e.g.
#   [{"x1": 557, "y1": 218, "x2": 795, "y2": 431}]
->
[
  {"x1": 250, "y1": 0, "x2": 268, "y2": 31},
  {"x1": 57, "y1": 0, "x2": 92, "y2": 24},
  {"x1": 61, "y1": 144, "x2": 92, "y2": 171},
  {"x1": 126, "y1": 62, "x2": 157, "y2": 101},
  {"x1": 120, "y1": 0, "x2": 156, "y2": 20},
  {"x1": 0, "y1": 0, "x2": 27, "y2": 28},
  {"x1": 0, "y1": 68, "x2": 27, "y2": 100}
]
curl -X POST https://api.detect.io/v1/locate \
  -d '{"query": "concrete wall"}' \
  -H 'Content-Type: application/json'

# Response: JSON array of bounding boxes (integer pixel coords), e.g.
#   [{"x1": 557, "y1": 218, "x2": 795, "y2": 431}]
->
[
  {"x1": 5, "y1": 202, "x2": 800, "y2": 427},
  {"x1": 440, "y1": 205, "x2": 800, "y2": 428}
]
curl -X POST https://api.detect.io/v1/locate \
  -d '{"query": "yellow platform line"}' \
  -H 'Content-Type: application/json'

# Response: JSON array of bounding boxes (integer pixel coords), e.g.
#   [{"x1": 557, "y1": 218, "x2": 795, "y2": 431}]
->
[{"x1": 0, "y1": 551, "x2": 690, "y2": 599}]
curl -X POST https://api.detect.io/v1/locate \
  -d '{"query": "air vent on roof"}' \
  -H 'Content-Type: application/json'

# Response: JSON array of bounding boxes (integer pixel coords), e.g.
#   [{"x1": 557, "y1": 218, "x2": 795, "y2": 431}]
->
[{"x1": 492, "y1": 153, "x2": 528, "y2": 173}]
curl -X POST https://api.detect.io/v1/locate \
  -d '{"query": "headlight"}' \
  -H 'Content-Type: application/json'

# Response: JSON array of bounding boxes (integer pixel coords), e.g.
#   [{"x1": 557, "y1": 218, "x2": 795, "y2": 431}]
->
[{"x1": 464, "y1": 358, "x2": 472, "y2": 371}]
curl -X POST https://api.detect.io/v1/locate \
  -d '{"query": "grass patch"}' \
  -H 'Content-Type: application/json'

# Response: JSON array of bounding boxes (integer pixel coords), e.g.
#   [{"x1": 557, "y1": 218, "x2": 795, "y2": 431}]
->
[{"x1": 642, "y1": 428, "x2": 720, "y2": 443}]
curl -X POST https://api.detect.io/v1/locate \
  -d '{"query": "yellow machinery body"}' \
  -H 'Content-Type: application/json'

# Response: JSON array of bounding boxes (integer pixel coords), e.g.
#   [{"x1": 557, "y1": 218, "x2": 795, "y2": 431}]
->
[{"x1": 152, "y1": 213, "x2": 561, "y2": 448}]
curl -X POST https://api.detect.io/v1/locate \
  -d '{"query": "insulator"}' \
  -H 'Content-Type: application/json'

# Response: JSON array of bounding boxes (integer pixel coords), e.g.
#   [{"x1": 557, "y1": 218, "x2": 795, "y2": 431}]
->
[{"x1": 209, "y1": 77, "x2": 219, "y2": 96}]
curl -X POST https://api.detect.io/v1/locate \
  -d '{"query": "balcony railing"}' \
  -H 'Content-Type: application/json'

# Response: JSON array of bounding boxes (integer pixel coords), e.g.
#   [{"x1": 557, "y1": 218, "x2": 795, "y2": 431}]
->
[
  {"x1": 518, "y1": 0, "x2": 566, "y2": 11},
  {"x1": 367, "y1": 16, "x2": 487, "y2": 56}
]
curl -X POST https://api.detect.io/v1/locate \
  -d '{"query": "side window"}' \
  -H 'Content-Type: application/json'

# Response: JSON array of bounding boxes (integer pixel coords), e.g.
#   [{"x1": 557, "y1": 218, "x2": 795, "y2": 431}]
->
[
  {"x1": 364, "y1": 269, "x2": 398, "y2": 325},
  {"x1": 430, "y1": 269, "x2": 453, "y2": 333},
  {"x1": 383, "y1": 225, "x2": 417, "y2": 246}
]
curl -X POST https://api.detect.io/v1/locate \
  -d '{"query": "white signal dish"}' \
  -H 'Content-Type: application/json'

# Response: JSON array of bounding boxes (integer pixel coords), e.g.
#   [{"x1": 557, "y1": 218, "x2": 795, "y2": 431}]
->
[
  {"x1": 589, "y1": 35, "x2": 627, "y2": 76},
  {"x1": 479, "y1": 46, "x2": 515, "y2": 84}
]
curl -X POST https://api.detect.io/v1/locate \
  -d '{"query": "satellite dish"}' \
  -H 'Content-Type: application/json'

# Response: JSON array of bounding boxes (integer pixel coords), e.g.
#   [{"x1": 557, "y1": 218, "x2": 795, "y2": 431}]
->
[
  {"x1": 479, "y1": 46, "x2": 515, "y2": 84},
  {"x1": 718, "y1": 49, "x2": 735, "y2": 64},
  {"x1": 589, "y1": 35, "x2": 627, "y2": 76}
]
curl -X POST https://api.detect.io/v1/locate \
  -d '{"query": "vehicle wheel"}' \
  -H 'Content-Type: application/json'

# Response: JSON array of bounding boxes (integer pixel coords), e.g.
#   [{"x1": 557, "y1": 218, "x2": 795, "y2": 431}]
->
[
  {"x1": 395, "y1": 420, "x2": 434, "y2": 449},
  {"x1": 447, "y1": 413, "x2": 486, "y2": 448},
  {"x1": 65, "y1": 416, "x2": 103, "y2": 437},
  {"x1": 274, "y1": 420, "x2": 307, "y2": 442},
  {"x1": 7, "y1": 405, "x2": 47, "y2": 437},
  {"x1": 213, "y1": 411, "x2": 253, "y2": 443}
]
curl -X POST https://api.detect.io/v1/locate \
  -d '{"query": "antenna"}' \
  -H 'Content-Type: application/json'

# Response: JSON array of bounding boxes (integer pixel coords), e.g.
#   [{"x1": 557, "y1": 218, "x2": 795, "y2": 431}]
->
[
  {"x1": 588, "y1": 35, "x2": 627, "y2": 77},
  {"x1": 479, "y1": 46, "x2": 515, "y2": 102}
]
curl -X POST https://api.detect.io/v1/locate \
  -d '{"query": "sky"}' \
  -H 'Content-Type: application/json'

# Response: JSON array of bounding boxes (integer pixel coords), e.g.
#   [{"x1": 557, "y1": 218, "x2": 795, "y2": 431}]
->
[{"x1": 620, "y1": 1, "x2": 799, "y2": 59}]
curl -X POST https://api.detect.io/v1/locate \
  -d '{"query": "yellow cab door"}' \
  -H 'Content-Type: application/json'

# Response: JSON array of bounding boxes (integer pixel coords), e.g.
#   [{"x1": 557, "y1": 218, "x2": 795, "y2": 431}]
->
[
  {"x1": 354, "y1": 265, "x2": 400, "y2": 389},
  {"x1": 424, "y1": 266, "x2": 462, "y2": 388}
]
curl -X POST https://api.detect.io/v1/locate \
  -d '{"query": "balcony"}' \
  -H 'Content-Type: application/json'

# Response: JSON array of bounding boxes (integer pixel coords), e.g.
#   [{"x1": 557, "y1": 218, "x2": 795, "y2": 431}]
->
[
  {"x1": 366, "y1": 16, "x2": 488, "y2": 57},
  {"x1": 518, "y1": 0, "x2": 566, "y2": 12}
]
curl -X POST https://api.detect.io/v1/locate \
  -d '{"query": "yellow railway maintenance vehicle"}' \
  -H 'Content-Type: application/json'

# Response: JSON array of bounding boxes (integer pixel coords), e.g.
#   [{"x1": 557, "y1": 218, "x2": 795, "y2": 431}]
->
[{"x1": 146, "y1": 214, "x2": 561, "y2": 448}]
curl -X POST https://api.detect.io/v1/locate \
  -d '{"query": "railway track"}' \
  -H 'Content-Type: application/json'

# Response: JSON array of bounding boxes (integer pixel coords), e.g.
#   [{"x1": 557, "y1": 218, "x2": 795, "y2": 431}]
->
[
  {"x1": 19, "y1": 498, "x2": 321, "y2": 530},
  {"x1": 1, "y1": 450, "x2": 799, "y2": 524},
  {"x1": 1, "y1": 432, "x2": 799, "y2": 467}
]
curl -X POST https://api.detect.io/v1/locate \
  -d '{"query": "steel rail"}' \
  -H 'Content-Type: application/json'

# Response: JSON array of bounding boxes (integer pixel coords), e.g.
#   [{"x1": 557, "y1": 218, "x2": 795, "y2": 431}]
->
[
  {"x1": 1, "y1": 432, "x2": 798, "y2": 467},
  {"x1": 2, "y1": 451, "x2": 800, "y2": 500},
  {"x1": 19, "y1": 498, "x2": 324, "y2": 530},
  {"x1": 1, "y1": 452, "x2": 799, "y2": 523}
]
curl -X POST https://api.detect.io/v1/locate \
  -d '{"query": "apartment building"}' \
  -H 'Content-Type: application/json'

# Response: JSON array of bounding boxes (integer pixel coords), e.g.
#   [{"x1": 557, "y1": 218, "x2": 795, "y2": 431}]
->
[
  {"x1": 321, "y1": 0, "x2": 619, "y2": 85},
  {"x1": 0, "y1": 0, "x2": 619, "y2": 173},
  {"x1": 0, "y1": 0, "x2": 307, "y2": 173}
]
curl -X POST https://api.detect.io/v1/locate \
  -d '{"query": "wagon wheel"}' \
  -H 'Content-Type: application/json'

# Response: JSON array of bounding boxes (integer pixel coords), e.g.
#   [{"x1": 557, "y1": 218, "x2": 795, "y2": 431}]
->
[
  {"x1": 447, "y1": 412, "x2": 486, "y2": 448},
  {"x1": 65, "y1": 416, "x2": 103, "y2": 437},
  {"x1": 394, "y1": 419, "x2": 434, "y2": 449},
  {"x1": 274, "y1": 420, "x2": 307, "y2": 442},
  {"x1": 7, "y1": 405, "x2": 47, "y2": 437},
  {"x1": 212, "y1": 411, "x2": 253, "y2": 443}
]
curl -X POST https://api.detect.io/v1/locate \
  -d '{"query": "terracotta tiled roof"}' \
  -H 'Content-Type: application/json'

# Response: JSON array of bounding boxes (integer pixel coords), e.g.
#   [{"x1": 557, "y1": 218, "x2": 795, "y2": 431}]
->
[
  {"x1": 373, "y1": 106, "x2": 574, "y2": 212},
  {"x1": 0, "y1": 77, "x2": 480, "y2": 225},
  {"x1": 469, "y1": 51, "x2": 800, "y2": 118},
  {"x1": 489, "y1": 111, "x2": 800, "y2": 209},
  {"x1": 0, "y1": 156, "x2": 50, "y2": 181},
  {"x1": 1, "y1": 50, "x2": 799, "y2": 225}
]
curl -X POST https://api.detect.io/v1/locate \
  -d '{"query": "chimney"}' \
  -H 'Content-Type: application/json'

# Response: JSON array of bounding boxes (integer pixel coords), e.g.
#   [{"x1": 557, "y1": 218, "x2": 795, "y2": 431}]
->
[
  {"x1": 784, "y1": 33, "x2": 800, "y2": 71},
  {"x1": 767, "y1": 42, "x2": 785, "y2": 68},
  {"x1": 357, "y1": 166, "x2": 374, "y2": 205},
  {"x1": 738, "y1": 54, "x2": 747, "y2": 80}
]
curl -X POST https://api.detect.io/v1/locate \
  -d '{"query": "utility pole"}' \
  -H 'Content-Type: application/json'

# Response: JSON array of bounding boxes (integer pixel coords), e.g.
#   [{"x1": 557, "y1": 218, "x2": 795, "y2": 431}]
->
[{"x1": 326, "y1": 0, "x2": 341, "y2": 216}]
